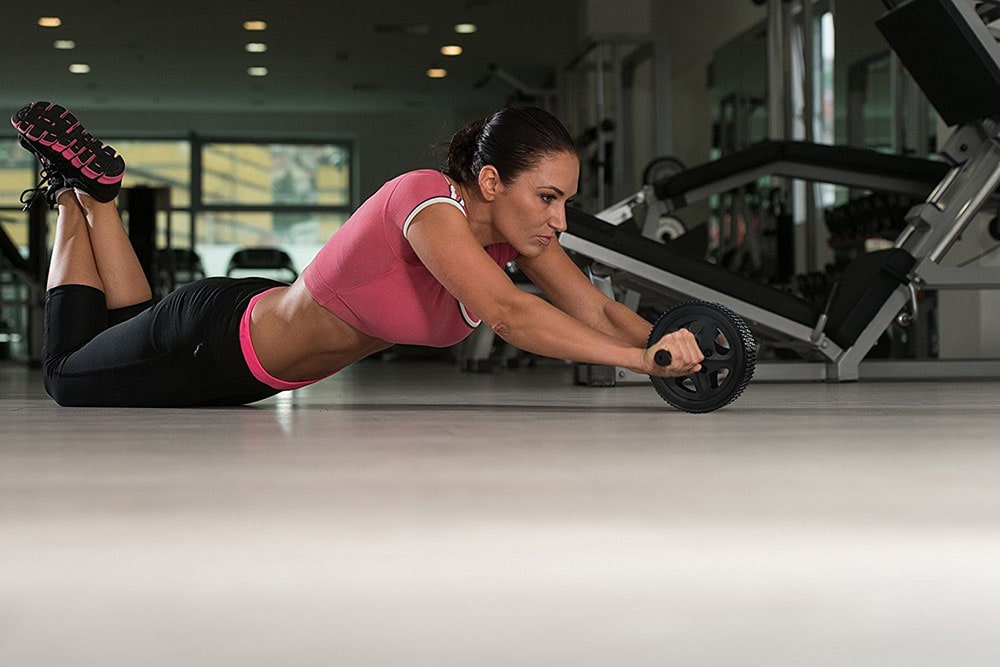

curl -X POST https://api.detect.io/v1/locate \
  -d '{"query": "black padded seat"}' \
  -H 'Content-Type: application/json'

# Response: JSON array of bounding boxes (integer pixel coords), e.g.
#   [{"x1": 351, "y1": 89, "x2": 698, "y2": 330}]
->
[
  {"x1": 226, "y1": 247, "x2": 298, "y2": 280},
  {"x1": 877, "y1": 0, "x2": 1000, "y2": 126},
  {"x1": 653, "y1": 141, "x2": 950, "y2": 208},
  {"x1": 824, "y1": 248, "x2": 915, "y2": 348},
  {"x1": 565, "y1": 207, "x2": 916, "y2": 349},
  {"x1": 567, "y1": 207, "x2": 819, "y2": 327}
]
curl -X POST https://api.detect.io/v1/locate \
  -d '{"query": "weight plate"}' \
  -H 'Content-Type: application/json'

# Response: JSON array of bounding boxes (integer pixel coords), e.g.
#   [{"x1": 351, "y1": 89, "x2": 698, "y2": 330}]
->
[
  {"x1": 642, "y1": 156, "x2": 687, "y2": 185},
  {"x1": 647, "y1": 301, "x2": 757, "y2": 413}
]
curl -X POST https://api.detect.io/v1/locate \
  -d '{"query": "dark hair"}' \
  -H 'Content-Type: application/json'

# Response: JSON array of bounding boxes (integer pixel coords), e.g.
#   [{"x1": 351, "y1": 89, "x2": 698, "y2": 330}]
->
[{"x1": 443, "y1": 106, "x2": 576, "y2": 185}]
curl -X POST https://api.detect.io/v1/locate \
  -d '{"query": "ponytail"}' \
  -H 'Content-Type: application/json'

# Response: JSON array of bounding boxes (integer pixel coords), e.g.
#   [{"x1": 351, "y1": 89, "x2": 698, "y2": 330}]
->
[
  {"x1": 442, "y1": 107, "x2": 576, "y2": 186},
  {"x1": 443, "y1": 117, "x2": 487, "y2": 185}
]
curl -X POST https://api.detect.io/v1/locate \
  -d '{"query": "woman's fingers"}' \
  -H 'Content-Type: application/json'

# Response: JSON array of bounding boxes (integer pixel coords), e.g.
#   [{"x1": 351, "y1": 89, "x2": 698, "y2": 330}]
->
[{"x1": 652, "y1": 329, "x2": 703, "y2": 376}]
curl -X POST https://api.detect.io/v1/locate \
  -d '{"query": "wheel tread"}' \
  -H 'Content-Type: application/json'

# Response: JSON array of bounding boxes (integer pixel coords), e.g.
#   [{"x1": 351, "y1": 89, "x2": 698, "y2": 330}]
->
[{"x1": 647, "y1": 300, "x2": 756, "y2": 413}]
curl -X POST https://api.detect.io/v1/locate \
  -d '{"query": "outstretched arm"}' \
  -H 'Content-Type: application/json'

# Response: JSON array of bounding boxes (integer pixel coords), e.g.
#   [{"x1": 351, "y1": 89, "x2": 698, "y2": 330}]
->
[
  {"x1": 406, "y1": 204, "x2": 702, "y2": 377},
  {"x1": 516, "y1": 237, "x2": 652, "y2": 347}
]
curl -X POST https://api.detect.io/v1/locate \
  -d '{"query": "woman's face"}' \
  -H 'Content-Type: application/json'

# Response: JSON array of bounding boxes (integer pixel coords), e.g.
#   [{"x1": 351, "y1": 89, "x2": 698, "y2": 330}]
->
[{"x1": 490, "y1": 151, "x2": 579, "y2": 258}]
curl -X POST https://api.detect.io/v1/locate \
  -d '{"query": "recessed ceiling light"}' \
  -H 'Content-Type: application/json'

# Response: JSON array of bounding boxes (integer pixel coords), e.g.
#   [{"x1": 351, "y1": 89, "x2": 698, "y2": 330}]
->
[
  {"x1": 53, "y1": 39, "x2": 76, "y2": 50},
  {"x1": 454, "y1": 23, "x2": 477, "y2": 34},
  {"x1": 243, "y1": 20, "x2": 267, "y2": 31},
  {"x1": 245, "y1": 42, "x2": 268, "y2": 53},
  {"x1": 426, "y1": 68, "x2": 448, "y2": 79},
  {"x1": 37, "y1": 16, "x2": 62, "y2": 28},
  {"x1": 440, "y1": 45, "x2": 463, "y2": 57},
  {"x1": 247, "y1": 66, "x2": 269, "y2": 76},
  {"x1": 68, "y1": 63, "x2": 91, "y2": 74}
]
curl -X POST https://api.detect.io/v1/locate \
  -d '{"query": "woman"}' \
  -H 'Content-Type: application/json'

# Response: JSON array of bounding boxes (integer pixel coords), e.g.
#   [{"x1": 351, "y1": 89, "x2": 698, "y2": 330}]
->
[{"x1": 11, "y1": 101, "x2": 702, "y2": 407}]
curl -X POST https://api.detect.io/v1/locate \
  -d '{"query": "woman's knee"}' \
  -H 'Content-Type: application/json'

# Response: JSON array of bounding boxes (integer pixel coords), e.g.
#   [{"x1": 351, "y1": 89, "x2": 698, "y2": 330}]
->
[
  {"x1": 42, "y1": 361, "x2": 102, "y2": 407},
  {"x1": 43, "y1": 374, "x2": 76, "y2": 407}
]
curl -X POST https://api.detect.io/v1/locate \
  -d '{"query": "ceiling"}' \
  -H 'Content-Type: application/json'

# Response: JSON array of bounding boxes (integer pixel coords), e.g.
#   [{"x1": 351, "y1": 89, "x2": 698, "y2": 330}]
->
[{"x1": 0, "y1": 0, "x2": 581, "y2": 114}]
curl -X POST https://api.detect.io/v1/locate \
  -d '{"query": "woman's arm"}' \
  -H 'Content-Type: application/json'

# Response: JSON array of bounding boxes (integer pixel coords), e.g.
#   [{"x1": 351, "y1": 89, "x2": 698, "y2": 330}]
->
[
  {"x1": 516, "y1": 237, "x2": 653, "y2": 346},
  {"x1": 406, "y1": 204, "x2": 702, "y2": 377}
]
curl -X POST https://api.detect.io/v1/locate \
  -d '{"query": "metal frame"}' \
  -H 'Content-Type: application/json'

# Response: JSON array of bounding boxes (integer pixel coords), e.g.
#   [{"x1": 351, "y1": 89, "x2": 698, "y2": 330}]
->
[
  {"x1": 561, "y1": 115, "x2": 1000, "y2": 383},
  {"x1": 563, "y1": 34, "x2": 671, "y2": 210},
  {"x1": 667, "y1": 154, "x2": 950, "y2": 207},
  {"x1": 563, "y1": 0, "x2": 1000, "y2": 384}
]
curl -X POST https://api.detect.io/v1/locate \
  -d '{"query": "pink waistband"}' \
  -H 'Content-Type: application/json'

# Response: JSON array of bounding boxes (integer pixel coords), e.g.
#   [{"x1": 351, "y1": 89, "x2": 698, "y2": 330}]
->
[{"x1": 240, "y1": 288, "x2": 319, "y2": 391}]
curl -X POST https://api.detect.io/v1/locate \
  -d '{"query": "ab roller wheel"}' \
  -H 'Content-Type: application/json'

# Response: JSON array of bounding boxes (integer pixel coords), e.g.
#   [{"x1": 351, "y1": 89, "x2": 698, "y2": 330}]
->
[{"x1": 647, "y1": 301, "x2": 757, "y2": 413}]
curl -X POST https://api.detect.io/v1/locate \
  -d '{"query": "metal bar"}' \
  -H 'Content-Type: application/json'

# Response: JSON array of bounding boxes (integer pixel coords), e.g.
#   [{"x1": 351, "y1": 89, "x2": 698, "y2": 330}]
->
[
  {"x1": 673, "y1": 159, "x2": 942, "y2": 210},
  {"x1": 767, "y1": 0, "x2": 786, "y2": 141},
  {"x1": 828, "y1": 288, "x2": 910, "y2": 381},
  {"x1": 858, "y1": 359, "x2": 1000, "y2": 379},
  {"x1": 0, "y1": 223, "x2": 32, "y2": 278},
  {"x1": 912, "y1": 263, "x2": 1000, "y2": 289},
  {"x1": 26, "y1": 202, "x2": 48, "y2": 365},
  {"x1": 595, "y1": 43, "x2": 607, "y2": 209}
]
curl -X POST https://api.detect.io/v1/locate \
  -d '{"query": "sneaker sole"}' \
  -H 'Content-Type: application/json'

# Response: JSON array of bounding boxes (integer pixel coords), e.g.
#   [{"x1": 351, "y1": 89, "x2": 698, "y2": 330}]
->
[{"x1": 11, "y1": 101, "x2": 125, "y2": 185}]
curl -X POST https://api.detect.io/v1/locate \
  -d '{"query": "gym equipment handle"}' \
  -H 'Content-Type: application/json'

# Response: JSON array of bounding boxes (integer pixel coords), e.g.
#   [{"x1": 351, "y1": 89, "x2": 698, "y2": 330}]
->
[{"x1": 653, "y1": 349, "x2": 672, "y2": 366}]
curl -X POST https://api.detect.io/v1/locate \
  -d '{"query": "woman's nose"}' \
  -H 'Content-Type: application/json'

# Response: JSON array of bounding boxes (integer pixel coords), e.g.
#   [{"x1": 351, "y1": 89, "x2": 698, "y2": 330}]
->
[{"x1": 551, "y1": 208, "x2": 568, "y2": 232}]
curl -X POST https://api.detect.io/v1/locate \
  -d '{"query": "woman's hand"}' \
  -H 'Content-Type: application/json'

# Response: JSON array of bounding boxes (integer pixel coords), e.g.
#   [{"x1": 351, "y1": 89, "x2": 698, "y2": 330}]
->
[{"x1": 641, "y1": 328, "x2": 703, "y2": 377}]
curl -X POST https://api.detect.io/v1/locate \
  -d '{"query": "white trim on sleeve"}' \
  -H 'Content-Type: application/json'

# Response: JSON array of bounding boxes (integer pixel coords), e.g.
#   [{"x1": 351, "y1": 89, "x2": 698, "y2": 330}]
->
[
  {"x1": 459, "y1": 301, "x2": 482, "y2": 328},
  {"x1": 402, "y1": 196, "x2": 467, "y2": 239}
]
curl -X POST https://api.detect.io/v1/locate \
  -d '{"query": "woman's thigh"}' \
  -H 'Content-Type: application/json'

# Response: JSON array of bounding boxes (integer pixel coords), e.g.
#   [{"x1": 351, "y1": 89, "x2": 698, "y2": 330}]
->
[{"x1": 45, "y1": 278, "x2": 284, "y2": 407}]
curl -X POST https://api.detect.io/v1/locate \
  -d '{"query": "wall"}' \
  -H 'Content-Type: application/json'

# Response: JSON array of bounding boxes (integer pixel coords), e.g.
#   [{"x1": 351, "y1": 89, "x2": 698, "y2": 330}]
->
[
  {"x1": 832, "y1": 0, "x2": 895, "y2": 144},
  {"x1": 934, "y1": 210, "x2": 1000, "y2": 359},
  {"x1": 581, "y1": 0, "x2": 653, "y2": 33},
  {"x1": 72, "y1": 2, "x2": 771, "y2": 205},
  {"x1": 650, "y1": 0, "x2": 895, "y2": 160},
  {"x1": 652, "y1": 0, "x2": 767, "y2": 166},
  {"x1": 571, "y1": 0, "x2": 766, "y2": 205},
  {"x1": 14, "y1": 3, "x2": 908, "y2": 203}
]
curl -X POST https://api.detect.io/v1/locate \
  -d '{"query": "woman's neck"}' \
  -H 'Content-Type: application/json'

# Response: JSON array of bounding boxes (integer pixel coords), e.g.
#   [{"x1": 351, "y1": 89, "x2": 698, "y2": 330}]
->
[{"x1": 452, "y1": 179, "x2": 503, "y2": 247}]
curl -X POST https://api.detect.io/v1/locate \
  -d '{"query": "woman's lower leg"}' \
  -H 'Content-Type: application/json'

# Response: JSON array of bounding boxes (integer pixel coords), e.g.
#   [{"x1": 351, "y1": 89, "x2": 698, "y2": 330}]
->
[
  {"x1": 12, "y1": 101, "x2": 148, "y2": 309},
  {"x1": 75, "y1": 192, "x2": 153, "y2": 309},
  {"x1": 46, "y1": 190, "x2": 105, "y2": 293}
]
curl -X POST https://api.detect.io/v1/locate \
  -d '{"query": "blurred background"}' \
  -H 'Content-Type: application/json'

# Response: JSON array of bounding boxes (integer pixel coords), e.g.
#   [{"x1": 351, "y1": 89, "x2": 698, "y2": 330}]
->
[{"x1": 0, "y1": 0, "x2": 971, "y2": 362}]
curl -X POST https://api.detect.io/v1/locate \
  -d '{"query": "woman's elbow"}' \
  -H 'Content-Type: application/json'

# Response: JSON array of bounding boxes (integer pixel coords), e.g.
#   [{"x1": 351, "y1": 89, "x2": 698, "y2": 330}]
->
[{"x1": 482, "y1": 296, "x2": 532, "y2": 342}]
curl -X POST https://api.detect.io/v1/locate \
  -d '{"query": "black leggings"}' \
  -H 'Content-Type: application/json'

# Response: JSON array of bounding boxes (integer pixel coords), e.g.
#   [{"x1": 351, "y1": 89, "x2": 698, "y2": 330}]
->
[{"x1": 43, "y1": 277, "x2": 287, "y2": 407}]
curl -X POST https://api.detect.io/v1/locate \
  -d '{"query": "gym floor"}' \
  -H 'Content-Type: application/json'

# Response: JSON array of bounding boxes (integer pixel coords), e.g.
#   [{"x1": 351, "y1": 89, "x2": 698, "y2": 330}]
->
[{"x1": 2, "y1": 358, "x2": 999, "y2": 666}]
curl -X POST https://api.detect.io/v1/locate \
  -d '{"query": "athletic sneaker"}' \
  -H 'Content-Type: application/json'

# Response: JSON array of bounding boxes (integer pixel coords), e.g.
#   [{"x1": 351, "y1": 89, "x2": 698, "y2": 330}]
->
[
  {"x1": 11, "y1": 101, "x2": 125, "y2": 203},
  {"x1": 18, "y1": 162, "x2": 70, "y2": 210}
]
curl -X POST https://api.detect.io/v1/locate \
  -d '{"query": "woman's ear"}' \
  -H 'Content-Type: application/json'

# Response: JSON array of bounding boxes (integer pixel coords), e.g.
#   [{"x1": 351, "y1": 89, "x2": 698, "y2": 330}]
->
[{"x1": 477, "y1": 165, "x2": 501, "y2": 201}]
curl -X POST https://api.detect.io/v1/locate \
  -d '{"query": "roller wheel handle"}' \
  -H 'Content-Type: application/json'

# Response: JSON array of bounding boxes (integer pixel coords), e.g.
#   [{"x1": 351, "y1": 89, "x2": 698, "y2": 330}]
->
[{"x1": 653, "y1": 349, "x2": 672, "y2": 366}]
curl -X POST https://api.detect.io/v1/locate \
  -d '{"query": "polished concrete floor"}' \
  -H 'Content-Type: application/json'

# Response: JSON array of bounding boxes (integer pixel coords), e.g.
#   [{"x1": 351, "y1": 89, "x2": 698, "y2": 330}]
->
[{"x1": 2, "y1": 358, "x2": 1000, "y2": 666}]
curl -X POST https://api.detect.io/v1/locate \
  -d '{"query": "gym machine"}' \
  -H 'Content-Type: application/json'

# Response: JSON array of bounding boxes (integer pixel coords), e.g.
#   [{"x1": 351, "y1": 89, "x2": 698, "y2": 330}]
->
[
  {"x1": 562, "y1": 34, "x2": 672, "y2": 211},
  {"x1": 563, "y1": 0, "x2": 1000, "y2": 383}
]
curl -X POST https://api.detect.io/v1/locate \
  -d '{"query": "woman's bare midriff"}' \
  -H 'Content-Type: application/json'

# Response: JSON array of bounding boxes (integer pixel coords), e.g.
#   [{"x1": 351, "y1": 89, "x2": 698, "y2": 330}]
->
[{"x1": 247, "y1": 279, "x2": 393, "y2": 382}]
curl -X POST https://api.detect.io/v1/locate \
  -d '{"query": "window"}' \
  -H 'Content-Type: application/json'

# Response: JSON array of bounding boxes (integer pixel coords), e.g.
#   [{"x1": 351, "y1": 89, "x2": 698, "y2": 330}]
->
[
  {"x1": 195, "y1": 140, "x2": 354, "y2": 276},
  {"x1": 815, "y1": 10, "x2": 837, "y2": 209},
  {"x1": 115, "y1": 140, "x2": 192, "y2": 207},
  {"x1": 202, "y1": 142, "x2": 350, "y2": 207},
  {"x1": 2, "y1": 135, "x2": 355, "y2": 282}
]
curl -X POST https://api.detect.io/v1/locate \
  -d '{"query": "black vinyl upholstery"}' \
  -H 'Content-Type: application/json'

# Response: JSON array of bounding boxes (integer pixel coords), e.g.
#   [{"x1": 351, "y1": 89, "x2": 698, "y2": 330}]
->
[
  {"x1": 877, "y1": 0, "x2": 1000, "y2": 126},
  {"x1": 566, "y1": 207, "x2": 819, "y2": 327},
  {"x1": 653, "y1": 140, "x2": 949, "y2": 205},
  {"x1": 565, "y1": 207, "x2": 916, "y2": 349},
  {"x1": 824, "y1": 247, "x2": 915, "y2": 348}
]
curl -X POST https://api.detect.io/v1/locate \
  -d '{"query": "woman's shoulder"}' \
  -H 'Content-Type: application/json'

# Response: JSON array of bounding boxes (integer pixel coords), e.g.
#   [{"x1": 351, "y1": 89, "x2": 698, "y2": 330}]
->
[
  {"x1": 386, "y1": 169, "x2": 463, "y2": 215},
  {"x1": 388, "y1": 169, "x2": 450, "y2": 194}
]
